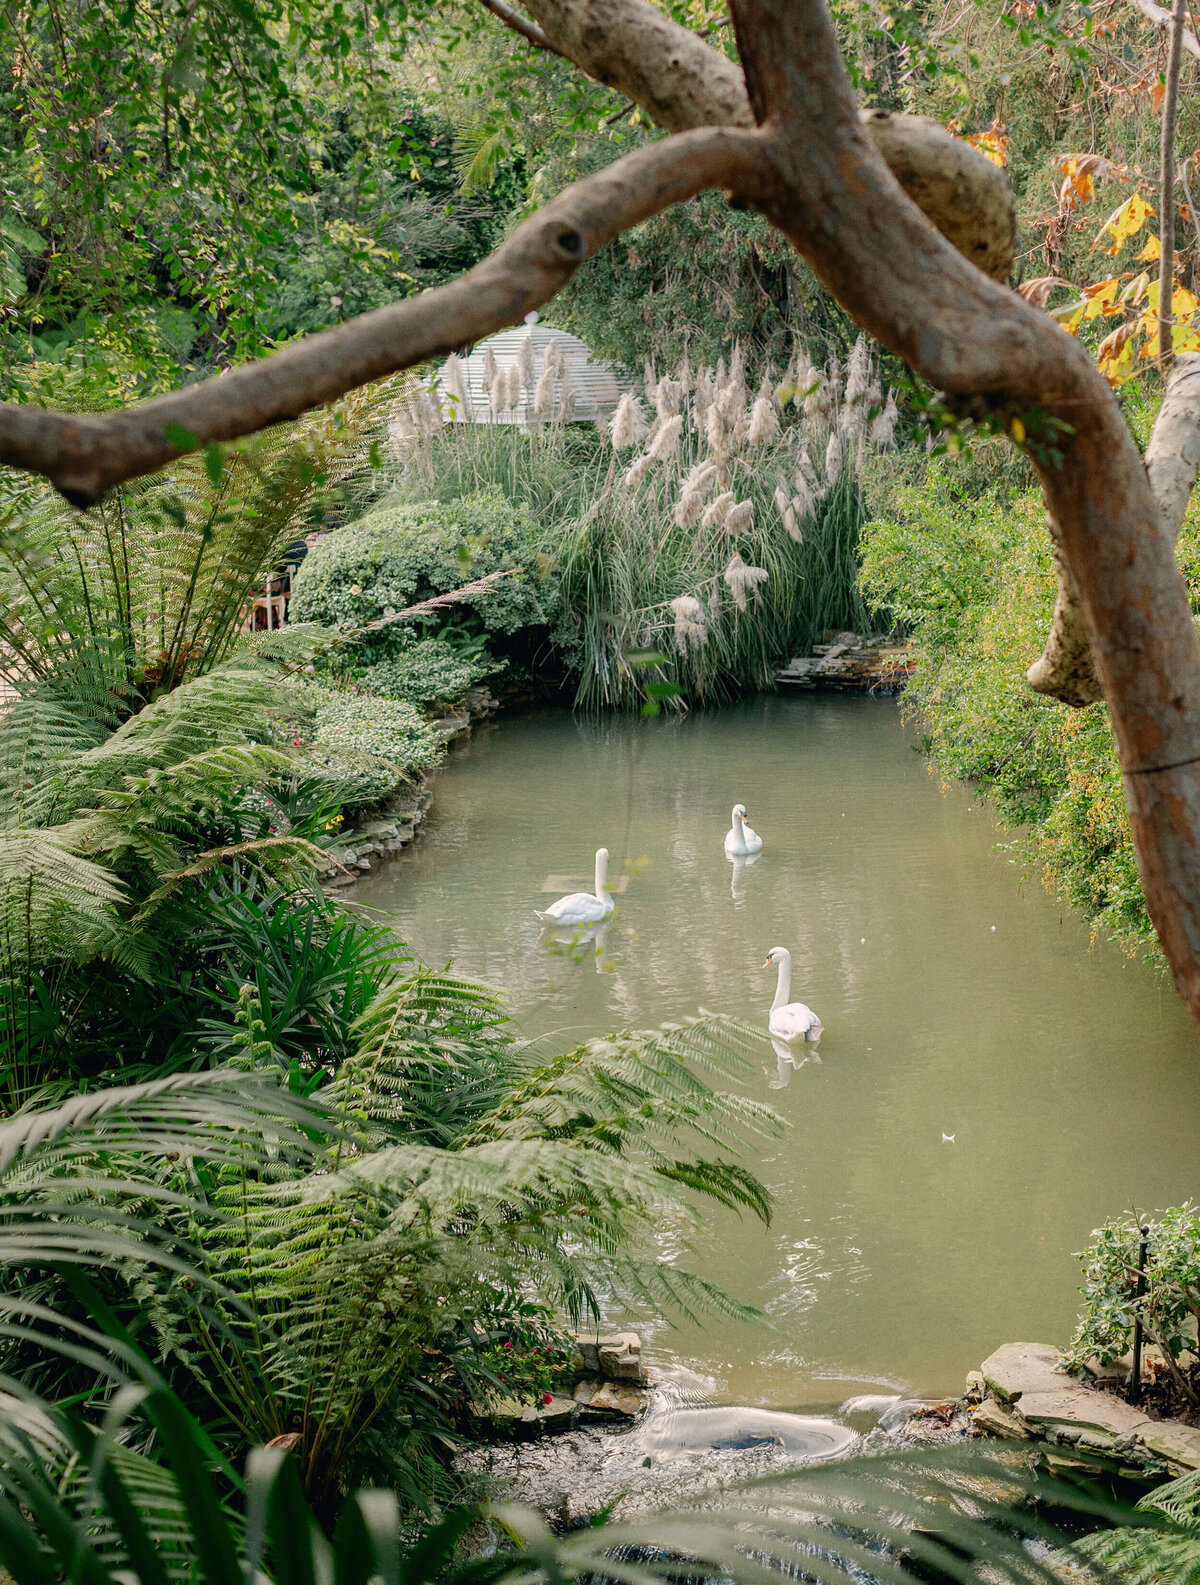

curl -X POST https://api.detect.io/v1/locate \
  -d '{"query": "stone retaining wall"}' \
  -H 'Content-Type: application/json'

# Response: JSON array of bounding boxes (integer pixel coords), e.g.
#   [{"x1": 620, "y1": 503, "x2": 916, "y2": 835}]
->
[{"x1": 969, "y1": 1341, "x2": 1200, "y2": 1474}]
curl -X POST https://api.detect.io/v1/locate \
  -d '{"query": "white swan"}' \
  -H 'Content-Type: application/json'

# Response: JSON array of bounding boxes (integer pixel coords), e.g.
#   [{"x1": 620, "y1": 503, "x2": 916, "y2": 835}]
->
[
  {"x1": 724, "y1": 803, "x2": 763, "y2": 857},
  {"x1": 764, "y1": 947, "x2": 823, "y2": 1043},
  {"x1": 536, "y1": 847, "x2": 615, "y2": 927}
]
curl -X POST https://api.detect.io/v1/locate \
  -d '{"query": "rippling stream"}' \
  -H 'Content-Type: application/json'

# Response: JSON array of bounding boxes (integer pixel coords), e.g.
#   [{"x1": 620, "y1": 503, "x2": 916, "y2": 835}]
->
[{"x1": 352, "y1": 694, "x2": 1200, "y2": 1411}]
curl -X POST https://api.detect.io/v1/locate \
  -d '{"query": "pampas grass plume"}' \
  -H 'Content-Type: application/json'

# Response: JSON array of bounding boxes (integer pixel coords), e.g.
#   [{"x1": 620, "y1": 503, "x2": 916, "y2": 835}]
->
[
  {"x1": 610, "y1": 392, "x2": 643, "y2": 450},
  {"x1": 724, "y1": 552, "x2": 769, "y2": 610},
  {"x1": 674, "y1": 490, "x2": 703, "y2": 528},
  {"x1": 670, "y1": 594, "x2": 707, "y2": 651},
  {"x1": 824, "y1": 429, "x2": 844, "y2": 482},
  {"x1": 684, "y1": 460, "x2": 718, "y2": 495},
  {"x1": 518, "y1": 335, "x2": 535, "y2": 389},
  {"x1": 655, "y1": 377, "x2": 682, "y2": 419},
  {"x1": 533, "y1": 364, "x2": 555, "y2": 419},
  {"x1": 442, "y1": 353, "x2": 469, "y2": 416},
  {"x1": 648, "y1": 414, "x2": 683, "y2": 460},
  {"x1": 701, "y1": 491, "x2": 734, "y2": 529},
  {"x1": 724, "y1": 499, "x2": 755, "y2": 535},
  {"x1": 624, "y1": 453, "x2": 654, "y2": 488},
  {"x1": 747, "y1": 397, "x2": 780, "y2": 447}
]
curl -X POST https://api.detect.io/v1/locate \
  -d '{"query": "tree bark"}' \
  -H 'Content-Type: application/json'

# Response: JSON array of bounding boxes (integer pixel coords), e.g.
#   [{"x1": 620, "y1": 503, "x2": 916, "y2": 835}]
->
[{"x1": 1027, "y1": 351, "x2": 1200, "y2": 705}]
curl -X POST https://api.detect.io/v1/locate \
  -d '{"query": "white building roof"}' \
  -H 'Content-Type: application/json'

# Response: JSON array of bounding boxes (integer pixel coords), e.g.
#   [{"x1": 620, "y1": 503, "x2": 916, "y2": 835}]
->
[{"x1": 434, "y1": 322, "x2": 636, "y2": 426}]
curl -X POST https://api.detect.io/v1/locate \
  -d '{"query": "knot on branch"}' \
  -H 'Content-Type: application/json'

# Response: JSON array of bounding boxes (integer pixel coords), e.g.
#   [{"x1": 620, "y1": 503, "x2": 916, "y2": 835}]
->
[{"x1": 549, "y1": 227, "x2": 587, "y2": 261}]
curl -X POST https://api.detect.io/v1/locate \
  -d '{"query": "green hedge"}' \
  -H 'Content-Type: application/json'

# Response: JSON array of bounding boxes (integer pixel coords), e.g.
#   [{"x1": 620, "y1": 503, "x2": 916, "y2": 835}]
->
[
  {"x1": 289, "y1": 492, "x2": 555, "y2": 637},
  {"x1": 860, "y1": 467, "x2": 1200, "y2": 957}
]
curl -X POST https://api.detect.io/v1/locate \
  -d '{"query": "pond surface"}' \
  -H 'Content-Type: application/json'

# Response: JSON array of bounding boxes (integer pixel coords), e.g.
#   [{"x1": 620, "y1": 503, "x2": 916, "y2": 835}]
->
[{"x1": 352, "y1": 694, "x2": 1200, "y2": 1411}]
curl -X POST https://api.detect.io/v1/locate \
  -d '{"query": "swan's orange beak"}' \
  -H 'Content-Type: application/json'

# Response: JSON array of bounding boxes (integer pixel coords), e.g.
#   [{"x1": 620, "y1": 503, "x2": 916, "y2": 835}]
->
[{"x1": 762, "y1": 955, "x2": 772, "y2": 968}]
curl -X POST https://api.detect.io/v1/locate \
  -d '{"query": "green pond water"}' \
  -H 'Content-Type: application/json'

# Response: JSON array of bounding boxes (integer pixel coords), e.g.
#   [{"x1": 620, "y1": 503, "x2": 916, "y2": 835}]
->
[{"x1": 352, "y1": 693, "x2": 1200, "y2": 1412}]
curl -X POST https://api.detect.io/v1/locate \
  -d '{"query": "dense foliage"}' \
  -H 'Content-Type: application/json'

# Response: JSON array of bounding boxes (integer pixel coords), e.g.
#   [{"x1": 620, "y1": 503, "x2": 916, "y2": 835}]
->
[{"x1": 860, "y1": 446, "x2": 1200, "y2": 956}]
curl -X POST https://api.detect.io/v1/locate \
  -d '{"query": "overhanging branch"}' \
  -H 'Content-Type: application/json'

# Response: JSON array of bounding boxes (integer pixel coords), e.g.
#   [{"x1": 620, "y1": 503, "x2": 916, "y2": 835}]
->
[
  {"x1": 514, "y1": 0, "x2": 1016, "y2": 281},
  {"x1": 0, "y1": 127, "x2": 766, "y2": 506}
]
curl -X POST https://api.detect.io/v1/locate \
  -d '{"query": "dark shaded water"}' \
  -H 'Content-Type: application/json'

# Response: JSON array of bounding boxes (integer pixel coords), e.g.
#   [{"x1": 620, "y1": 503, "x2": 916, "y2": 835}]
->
[{"x1": 353, "y1": 694, "x2": 1200, "y2": 1407}]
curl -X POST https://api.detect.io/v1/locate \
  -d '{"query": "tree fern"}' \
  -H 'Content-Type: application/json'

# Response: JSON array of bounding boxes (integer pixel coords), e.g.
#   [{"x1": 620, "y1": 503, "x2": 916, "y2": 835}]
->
[{"x1": 1072, "y1": 1465, "x2": 1200, "y2": 1585}]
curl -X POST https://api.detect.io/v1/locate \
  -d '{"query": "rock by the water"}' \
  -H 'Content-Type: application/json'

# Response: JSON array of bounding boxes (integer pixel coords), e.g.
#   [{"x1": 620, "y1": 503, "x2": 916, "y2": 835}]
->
[
  {"x1": 587, "y1": 1382, "x2": 647, "y2": 1417},
  {"x1": 597, "y1": 1332, "x2": 647, "y2": 1383},
  {"x1": 1138, "y1": 1419, "x2": 1200, "y2": 1472},
  {"x1": 972, "y1": 1398, "x2": 1031, "y2": 1439},
  {"x1": 980, "y1": 1342, "x2": 1071, "y2": 1403}
]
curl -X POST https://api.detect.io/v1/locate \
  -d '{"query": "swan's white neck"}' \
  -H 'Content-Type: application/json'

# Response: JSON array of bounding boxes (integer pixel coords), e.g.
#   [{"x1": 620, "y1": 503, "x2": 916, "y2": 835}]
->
[
  {"x1": 732, "y1": 808, "x2": 745, "y2": 834},
  {"x1": 594, "y1": 850, "x2": 610, "y2": 900},
  {"x1": 771, "y1": 951, "x2": 792, "y2": 1010}
]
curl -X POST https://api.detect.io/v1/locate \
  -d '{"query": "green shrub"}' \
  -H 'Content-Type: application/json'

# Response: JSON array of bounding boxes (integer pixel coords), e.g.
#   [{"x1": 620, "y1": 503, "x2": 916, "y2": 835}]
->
[
  {"x1": 308, "y1": 686, "x2": 441, "y2": 761},
  {"x1": 296, "y1": 681, "x2": 444, "y2": 812},
  {"x1": 1063, "y1": 1205, "x2": 1200, "y2": 1409},
  {"x1": 289, "y1": 491, "x2": 556, "y2": 637},
  {"x1": 358, "y1": 636, "x2": 491, "y2": 709},
  {"x1": 860, "y1": 463, "x2": 1200, "y2": 955}
]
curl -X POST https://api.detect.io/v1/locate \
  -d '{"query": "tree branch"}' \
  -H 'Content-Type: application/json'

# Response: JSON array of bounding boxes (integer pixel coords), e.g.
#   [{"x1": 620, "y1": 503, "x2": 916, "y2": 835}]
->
[
  {"x1": 1026, "y1": 352, "x2": 1200, "y2": 707},
  {"x1": 1159, "y1": 0, "x2": 1189, "y2": 369},
  {"x1": 0, "y1": 127, "x2": 766, "y2": 505},
  {"x1": 1128, "y1": 0, "x2": 1200, "y2": 58},
  {"x1": 515, "y1": 0, "x2": 1016, "y2": 280},
  {"x1": 476, "y1": 0, "x2": 562, "y2": 55}
]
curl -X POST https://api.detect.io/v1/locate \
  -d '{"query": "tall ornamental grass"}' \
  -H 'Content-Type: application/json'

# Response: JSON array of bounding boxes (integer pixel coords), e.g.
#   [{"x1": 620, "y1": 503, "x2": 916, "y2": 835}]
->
[{"x1": 389, "y1": 335, "x2": 898, "y2": 708}]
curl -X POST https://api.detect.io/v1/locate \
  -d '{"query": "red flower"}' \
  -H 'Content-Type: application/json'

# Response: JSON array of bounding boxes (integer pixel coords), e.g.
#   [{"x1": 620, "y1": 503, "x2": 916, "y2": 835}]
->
[
  {"x1": 542, "y1": 1392, "x2": 553, "y2": 1405},
  {"x1": 503, "y1": 1341, "x2": 513, "y2": 1350}
]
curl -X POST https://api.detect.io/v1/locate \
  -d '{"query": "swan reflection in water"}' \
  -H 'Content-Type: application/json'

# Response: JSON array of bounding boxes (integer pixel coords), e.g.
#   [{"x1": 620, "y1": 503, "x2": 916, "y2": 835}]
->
[
  {"x1": 769, "y1": 1033, "x2": 821, "y2": 1089},
  {"x1": 727, "y1": 849, "x2": 760, "y2": 900},
  {"x1": 538, "y1": 918, "x2": 614, "y2": 972}
]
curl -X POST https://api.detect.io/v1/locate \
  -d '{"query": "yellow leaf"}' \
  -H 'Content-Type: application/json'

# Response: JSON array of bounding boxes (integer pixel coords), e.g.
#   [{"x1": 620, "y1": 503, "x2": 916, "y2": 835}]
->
[
  {"x1": 1136, "y1": 234, "x2": 1162, "y2": 260},
  {"x1": 1081, "y1": 277, "x2": 1123, "y2": 318},
  {"x1": 1097, "y1": 335, "x2": 1135, "y2": 384},
  {"x1": 1095, "y1": 191, "x2": 1155, "y2": 254},
  {"x1": 1011, "y1": 417, "x2": 1026, "y2": 443},
  {"x1": 1051, "y1": 302, "x2": 1085, "y2": 334}
]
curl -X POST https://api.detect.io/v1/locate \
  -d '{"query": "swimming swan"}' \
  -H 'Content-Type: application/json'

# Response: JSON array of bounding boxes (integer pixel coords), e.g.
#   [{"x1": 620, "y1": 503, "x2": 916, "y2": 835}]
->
[
  {"x1": 536, "y1": 847, "x2": 615, "y2": 927},
  {"x1": 725, "y1": 803, "x2": 763, "y2": 857},
  {"x1": 764, "y1": 946, "x2": 823, "y2": 1043}
]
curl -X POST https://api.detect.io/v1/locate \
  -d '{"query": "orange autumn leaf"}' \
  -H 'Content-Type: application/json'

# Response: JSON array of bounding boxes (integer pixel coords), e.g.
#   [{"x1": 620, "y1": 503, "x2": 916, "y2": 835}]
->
[
  {"x1": 966, "y1": 117, "x2": 1009, "y2": 167},
  {"x1": 1096, "y1": 320, "x2": 1136, "y2": 383},
  {"x1": 1152, "y1": 79, "x2": 1166, "y2": 112}
]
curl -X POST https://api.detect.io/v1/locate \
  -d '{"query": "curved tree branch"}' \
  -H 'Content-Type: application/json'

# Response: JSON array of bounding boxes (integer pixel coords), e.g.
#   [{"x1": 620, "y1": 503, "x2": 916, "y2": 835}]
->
[
  {"x1": 720, "y1": 0, "x2": 1200, "y2": 1022},
  {"x1": 476, "y1": 0, "x2": 561, "y2": 55},
  {"x1": 513, "y1": 0, "x2": 1016, "y2": 281},
  {"x1": 0, "y1": 127, "x2": 766, "y2": 506}
]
